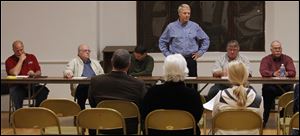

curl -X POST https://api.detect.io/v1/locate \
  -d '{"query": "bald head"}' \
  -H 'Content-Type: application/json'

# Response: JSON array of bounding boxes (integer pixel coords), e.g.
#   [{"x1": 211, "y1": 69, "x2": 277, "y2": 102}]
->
[
  {"x1": 270, "y1": 40, "x2": 282, "y2": 58},
  {"x1": 77, "y1": 44, "x2": 91, "y2": 62},
  {"x1": 12, "y1": 40, "x2": 25, "y2": 57},
  {"x1": 270, "y1": 40, "x2": 281, "y2": 48}
]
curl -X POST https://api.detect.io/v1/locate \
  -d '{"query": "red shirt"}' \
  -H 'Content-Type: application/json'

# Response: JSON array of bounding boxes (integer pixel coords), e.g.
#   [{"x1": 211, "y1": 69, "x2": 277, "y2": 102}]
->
[
  {"x1": 259, "y1": 54, "x2": 296, "y2": 77},
  {"x1": 5, "y1": 53, "x2": 41, "y2": 76}
]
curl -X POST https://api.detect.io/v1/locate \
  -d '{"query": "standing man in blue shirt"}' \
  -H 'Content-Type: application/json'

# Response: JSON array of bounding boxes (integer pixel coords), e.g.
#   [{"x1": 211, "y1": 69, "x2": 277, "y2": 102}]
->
[{"x1": 159, "y1": 3, "x2": 210, "y2": 90}]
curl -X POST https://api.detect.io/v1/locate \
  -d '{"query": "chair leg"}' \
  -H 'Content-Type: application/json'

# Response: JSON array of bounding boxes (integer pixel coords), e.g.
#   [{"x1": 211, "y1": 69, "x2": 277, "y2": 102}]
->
[
  {"x1": 203, "y1": 112, "x2": 207, "y2": 135},
  {"x1": 8, "y1": 94, "x2": 15, "y2": 128},
  {"x1": 8, "y1": 94, "x2": 11, "y2": 127},
  {"x1": 73, "y1": 116, "x2": 77, "y2": 126}
]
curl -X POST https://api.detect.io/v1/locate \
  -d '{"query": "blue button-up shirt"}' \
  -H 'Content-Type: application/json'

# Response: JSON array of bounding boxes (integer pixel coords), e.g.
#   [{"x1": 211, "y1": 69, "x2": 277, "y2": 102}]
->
[
  {"x1": 159, "y1": 20, "x2": 210, "y2": 57},
  {"x1": 82, "y1": 59, "x2": 96, "y2": 78}
]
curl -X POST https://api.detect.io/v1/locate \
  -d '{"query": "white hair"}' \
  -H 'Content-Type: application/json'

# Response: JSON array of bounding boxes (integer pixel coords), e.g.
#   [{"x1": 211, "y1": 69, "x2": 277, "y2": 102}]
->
[
  {"x1": 163, "y1": 54, "x2": 189, "y2": 82},
  {"x1": 178, "y1": 4, "x2": 190, "y2": 14}
]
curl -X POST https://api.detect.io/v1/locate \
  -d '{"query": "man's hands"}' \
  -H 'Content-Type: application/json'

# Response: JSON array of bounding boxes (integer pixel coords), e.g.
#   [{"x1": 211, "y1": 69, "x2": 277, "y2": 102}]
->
[
  {"x1": 27, "y1": 70, "x2": 35, "y2": 77},
  {"x1": 273, "y1": 69, "x2": 288, "y2": 77},
  {"x1": 192, "y1": 52, "x2": 201, "y2": 60},
  {"x1": 65, "y1": 72, "x2": 73, "y2": 79},
  {"x1": 19, "y1": 53, "x2": 27, "y2": 62},
  {"x1": 213, "y1": 68, "x2": 228, "y2": 78},
  {"x1": 27, "y1": 70, "x2": 41, "y2": 78}
]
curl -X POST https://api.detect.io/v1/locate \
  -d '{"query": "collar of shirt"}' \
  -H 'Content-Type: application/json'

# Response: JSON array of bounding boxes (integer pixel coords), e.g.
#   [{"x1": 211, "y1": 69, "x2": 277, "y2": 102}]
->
[
  {"x1": 225, "y1": 53, "x2": 240, "y2": 62},
  {"x1": 176, "y1": 19, "x2": 189, "y2": 27},
  {"x1": 83, "y1": 59, "x2": 91, "y2": 64}
]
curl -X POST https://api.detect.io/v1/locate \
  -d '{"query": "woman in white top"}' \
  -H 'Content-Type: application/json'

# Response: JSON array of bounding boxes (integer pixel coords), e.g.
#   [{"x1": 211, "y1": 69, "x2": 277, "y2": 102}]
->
[{"x1": 212, "y1": 61, "x2": 264, "y2": 135}]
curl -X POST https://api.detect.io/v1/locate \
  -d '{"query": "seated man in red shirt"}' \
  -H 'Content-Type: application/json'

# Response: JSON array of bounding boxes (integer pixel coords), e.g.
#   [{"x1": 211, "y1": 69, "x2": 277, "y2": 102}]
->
[
  {"x1": 5, "y1": 40, "x2": 49, "y2": 110},
  {"x1": 259, "y1": 40, "x2": 296, "y2": 127}
]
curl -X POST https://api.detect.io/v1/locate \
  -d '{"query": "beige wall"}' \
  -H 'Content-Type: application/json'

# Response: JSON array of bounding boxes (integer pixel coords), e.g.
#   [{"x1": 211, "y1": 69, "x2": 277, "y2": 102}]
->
[{"x1": 1, "y1": 1, "x2": 299, "y2": 111}]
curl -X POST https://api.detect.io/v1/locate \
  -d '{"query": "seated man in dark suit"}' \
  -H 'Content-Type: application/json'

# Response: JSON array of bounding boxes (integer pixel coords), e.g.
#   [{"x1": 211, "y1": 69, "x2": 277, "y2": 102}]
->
[{"x1": 88, "y1": 49, "x2": 146, "y2": 134}]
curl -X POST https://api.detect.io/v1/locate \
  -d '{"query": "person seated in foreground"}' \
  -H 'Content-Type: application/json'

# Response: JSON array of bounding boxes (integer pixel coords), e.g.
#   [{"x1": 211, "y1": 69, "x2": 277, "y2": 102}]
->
[
  {"x1": 212, "y1": 61, "x2": 263, "y2": 135},
  {"x1": 142, "y1": 54, "x2": 203, "y2": 135},
  {"x1": 88, "y1": 49, "x2": 146, "y2": 134}
]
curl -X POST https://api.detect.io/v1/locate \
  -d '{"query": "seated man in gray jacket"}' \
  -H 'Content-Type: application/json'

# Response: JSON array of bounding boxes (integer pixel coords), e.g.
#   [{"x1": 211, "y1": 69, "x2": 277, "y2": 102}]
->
[{"x1": 64, "y1": 44, "x2": 104, "y2": 110}]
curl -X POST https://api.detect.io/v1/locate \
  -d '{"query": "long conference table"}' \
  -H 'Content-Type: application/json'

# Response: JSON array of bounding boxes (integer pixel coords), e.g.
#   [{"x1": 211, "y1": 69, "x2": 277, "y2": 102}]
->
[
  {"x1": 2, "y1": 76, "x2": 297, "y2": 135},
  {"x1": 1, "y1": 76, "x2": 299, "y2": 94},
  {"x1": 1, "y1": 76, "x2": 299, "y2": 85}
]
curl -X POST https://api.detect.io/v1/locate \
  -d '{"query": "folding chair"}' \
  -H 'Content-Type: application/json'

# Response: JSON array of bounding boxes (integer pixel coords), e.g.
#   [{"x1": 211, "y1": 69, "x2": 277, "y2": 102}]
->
[
  {"x1": 199, "y1": 95, "x2": 207, "y2": 135},
  {"x1": 8, "y1": 85, "x2": 36, "y2": 127},
  {"x1": 76, "y1": 108, "x2": 126, "y2": 135},
  {"x1": 289, "y1": 112, "x2": 299, "y2": 135},
  {"x1": 11, "y1": 107, "x2": 61, "y2": 135},
  {"x1": 276, "y1": 91, "x2": 294, "y2": 134},
  {"x1": 97, "y1": 100, "x2": 141, "y2": 134},
  {"x1": 211, "y1": 109, "x2": 263, "y2": 135},
  {"x1": 145, "y1": 109, "x2": 196, "y2": 135},
  {"x1": 40, "y1": 98, "x2": 81, "y2": 134},
  {"x1": 278, "y1": 100, "x2": 294, "y2": 135}
]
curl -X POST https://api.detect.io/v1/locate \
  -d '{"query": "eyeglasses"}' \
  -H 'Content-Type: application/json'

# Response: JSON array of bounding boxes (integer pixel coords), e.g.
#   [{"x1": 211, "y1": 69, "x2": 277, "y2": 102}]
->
[
  {"x1": 80, "y1": 49, "x2": 91, "y2": 53},
  {"x1": 272, "y1": 47, "x2": 282, "y2": 50},
  {"x1": 227, "y1": 47, "x2": 238, "y2": 52},
  {"x1": 14, "y1": 48, "x2": 24, "y2": 52}
]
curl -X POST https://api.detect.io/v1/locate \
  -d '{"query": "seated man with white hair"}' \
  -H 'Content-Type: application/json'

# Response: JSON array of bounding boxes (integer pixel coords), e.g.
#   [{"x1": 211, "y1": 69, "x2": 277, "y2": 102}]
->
[{"x1": 141, "y1": 54, "x2": 204, "y2": 135}]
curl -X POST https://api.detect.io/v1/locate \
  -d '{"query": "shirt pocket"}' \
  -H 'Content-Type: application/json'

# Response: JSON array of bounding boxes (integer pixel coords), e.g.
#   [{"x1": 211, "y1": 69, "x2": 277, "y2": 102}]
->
[
  {"x1": 188, "y1": 31, "x2": 197, "y2": 40},
  {"x1": 172, "y1": 34, "x2": 184, "y2": 43}
]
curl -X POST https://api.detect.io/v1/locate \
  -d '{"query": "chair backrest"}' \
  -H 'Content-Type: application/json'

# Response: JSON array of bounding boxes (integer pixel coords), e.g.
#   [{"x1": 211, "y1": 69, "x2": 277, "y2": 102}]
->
[
  {"x1": 145, "y1": 109, "x2": 196, "y2": 135},
  {"x1": 199, "y1": 95, "x2": 207, "y2": 134},
  {"x1": 277, "y1": 91, "x2": 294, "y2": 134},
  {"x1": 212, "y1": 109, "x2": 263, "y2": 135},
  {"x1": 11, "y1": 107, "x2": 61, "y2": 134},
  {"x1": 284, "y1": 100, "x2": 295, "y2": 121},
  {"x1": 40, "y1": 98, "x2": 81, "y2": 117},
  {"x1": 96, "y1": 100, "x2": 141, "y2": 134},
  {"x1": 289, "y1": 112, "x2": 299, "y2": 135},
  {"x1": 277, "y1": 91, "x2": 294, "y2": 112},
  {"x1": 280, "y1": 100, "x2": 295, "y2": 135},
  {"x1": 76, "y1": 108, "x2": 126, "y2": 135}
]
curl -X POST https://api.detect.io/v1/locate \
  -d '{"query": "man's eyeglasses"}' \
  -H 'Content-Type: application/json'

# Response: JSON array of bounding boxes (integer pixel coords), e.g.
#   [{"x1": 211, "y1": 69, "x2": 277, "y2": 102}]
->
[{"x1": 80, "y1": 49, "x2": 91, "y2": 53}]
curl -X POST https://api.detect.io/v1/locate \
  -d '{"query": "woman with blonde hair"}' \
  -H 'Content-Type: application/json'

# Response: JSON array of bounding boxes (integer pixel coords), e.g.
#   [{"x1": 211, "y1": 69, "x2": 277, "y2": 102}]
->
[
  {"x1": 212, "y1": 61, "x2": 264, "y2": 135},
  {"x1": 142, "y1": 54, "x2": 203, "y2": 135}
]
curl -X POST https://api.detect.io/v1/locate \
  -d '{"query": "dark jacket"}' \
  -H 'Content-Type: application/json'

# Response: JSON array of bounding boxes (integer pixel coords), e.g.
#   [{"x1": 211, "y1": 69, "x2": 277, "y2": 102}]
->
[
  {"x1": 142, "y1": 81, "x2": 203, "y2": 135},
  {"x1": 88, "y1": 71, "x2": 146, "y2": 108}
]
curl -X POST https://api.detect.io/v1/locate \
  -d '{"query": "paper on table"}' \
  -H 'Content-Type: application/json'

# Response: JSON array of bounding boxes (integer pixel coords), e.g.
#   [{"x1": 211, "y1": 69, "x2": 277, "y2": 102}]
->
[
  {"x1": 272, "y1": 77, "x2": 287, "y2": 79},
  {"x1": 6, "y1": 76, "x2": 17, "y2": 79},
  {"x1": 203, "y1": 95, "x2": 218, "y2": 111},
  {"x1": 186, "y1": 77, "x2": 197, "y2": 79},
  {"x1": 72, "y1": 77, "x2": 88, "y2": 79},
  {"x1": 221, "y1": 76, "x2": 228, "y2": 79},
  {"x1": 16, "y1": 75, "x2": 29, "y2": 78}
]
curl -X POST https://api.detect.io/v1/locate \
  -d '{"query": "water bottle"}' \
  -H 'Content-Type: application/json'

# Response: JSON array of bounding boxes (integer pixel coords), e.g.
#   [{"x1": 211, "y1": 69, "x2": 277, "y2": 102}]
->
[{"x1": 280, "y1": 64, "x2": 285, "y2": 77}]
